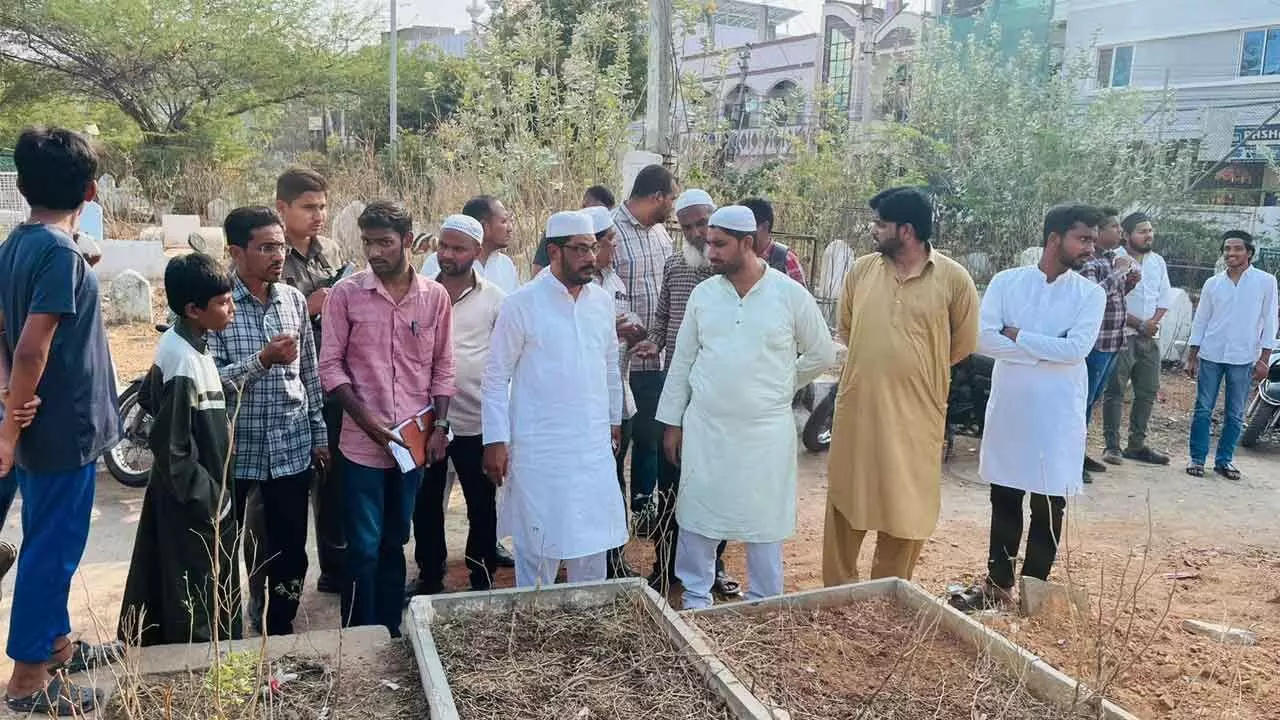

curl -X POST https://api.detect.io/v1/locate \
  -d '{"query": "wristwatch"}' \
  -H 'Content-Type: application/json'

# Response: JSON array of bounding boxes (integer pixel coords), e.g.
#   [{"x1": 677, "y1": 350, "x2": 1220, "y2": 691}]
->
[{"x1": 432, "y1": 418, "x2": 451, "y2": 432}]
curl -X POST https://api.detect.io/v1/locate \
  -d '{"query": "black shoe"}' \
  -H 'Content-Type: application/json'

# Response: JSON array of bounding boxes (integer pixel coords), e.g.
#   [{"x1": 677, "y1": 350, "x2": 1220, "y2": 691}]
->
[
  {"x1": 1102, "y1": 448, "x2": 1123, "y2": 465},
  {"x1": 1083, "y1": 456, "x2": 1107, "y2": 473},
  {"x1": 1122, "y1": 447, "x2": 1170, "y2": 465},
  {"x1": 405, "y1": 578, "x2": 444, "y2": 598},
  {"x1": 0, "y1": 541, "x2": 15, "y2": 582},
  {"x1": 316, "y1": 573, "x2": 341, "y2": 594},
  {"x1": 1082, "y1": 469, "x2": 1093, "y2": 484},
  {"x1": 494, "y1": 541, "x2": 515, "y2": 568}
]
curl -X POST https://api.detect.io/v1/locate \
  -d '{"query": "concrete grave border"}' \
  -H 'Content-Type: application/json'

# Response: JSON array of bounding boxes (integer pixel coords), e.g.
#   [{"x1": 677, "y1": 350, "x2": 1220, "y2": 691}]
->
[
  {"x1": 686, "y1": 578, "x2": 1139, "y2": 720},
  {"x1": 404, "y1": 578, "x2": 782, "y2": 720}
]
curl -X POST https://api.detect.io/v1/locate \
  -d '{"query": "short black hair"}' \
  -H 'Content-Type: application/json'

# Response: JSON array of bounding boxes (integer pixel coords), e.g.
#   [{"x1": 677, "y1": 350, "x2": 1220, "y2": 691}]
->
[
  {"x1": 1222, "y1": 229, "x2": 1256, "y2": 257},
  {"x1": 738, "y1": 197, "x2": 774, "y2": 230},
  {"x1": 275, "y1": 167, "x2": 327, "y2": 203},
  {"x1": 224, "y1": 206, "x2": 283, "y2": 249},
  {"x1": 1121, "y1": 211, "x2": 1151, "y2": 235},
  {"x1": 584, "y1": 185, "x2": 616, "y2": 209},
  {"x1": 14, "y1": 127, "x2": 99, "y2": 211},
  {"x1": 359, "y1": 200, "x2": 413, "y2": 236},
  {"x1": 462, "y1": 195, "x2": 499, "y2": 224},
  {"x1": 869, "y1": 186, "x2": 933, "y2": 243},
  {"x1": 1099, "y1": 206, "x2": 1120, "y2": 219},
  {"x1": 1043, "y1": 203, "x2": 1104, "y2": 245},
  {"x1": 165, "y1": 252, "x2": 232, "y2": 317},
  {"x1": 630, "y1": 164, "x2": 675, "y2": 199}
]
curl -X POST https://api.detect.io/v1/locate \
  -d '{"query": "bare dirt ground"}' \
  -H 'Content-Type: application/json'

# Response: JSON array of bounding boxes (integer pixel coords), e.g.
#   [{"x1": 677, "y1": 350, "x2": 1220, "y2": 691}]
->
[{"x1": 1, "y1": 321, "x2": 1274, "y2": 720}]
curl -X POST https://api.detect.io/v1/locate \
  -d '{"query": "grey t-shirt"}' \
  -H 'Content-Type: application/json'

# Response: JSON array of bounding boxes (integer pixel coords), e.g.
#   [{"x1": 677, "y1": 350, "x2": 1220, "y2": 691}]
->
[{"x1": 0, "y1": 223, "x2": 121, "y2": 473}]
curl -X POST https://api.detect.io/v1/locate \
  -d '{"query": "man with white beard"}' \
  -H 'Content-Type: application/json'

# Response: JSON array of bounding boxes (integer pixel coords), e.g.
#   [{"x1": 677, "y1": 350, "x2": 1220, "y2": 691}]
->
[{"x1": 633, "y1": 189, "x2": 737, "y2": 596}]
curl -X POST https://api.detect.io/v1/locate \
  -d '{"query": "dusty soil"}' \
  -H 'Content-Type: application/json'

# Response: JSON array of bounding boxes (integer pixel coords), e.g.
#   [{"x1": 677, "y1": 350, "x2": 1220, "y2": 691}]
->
[
  {"x1": 430, "y1": 595, "x2": 735, "y2": 720},
  {"x1": 101, "y1": 314, "x2": 1280, "y2": 720},
  {"x1": 694, "y1": 599, "x2": 1088, "y2": 719},
  {"x1": 104, "y1": 641, "x2": 426, "y2": 719}
]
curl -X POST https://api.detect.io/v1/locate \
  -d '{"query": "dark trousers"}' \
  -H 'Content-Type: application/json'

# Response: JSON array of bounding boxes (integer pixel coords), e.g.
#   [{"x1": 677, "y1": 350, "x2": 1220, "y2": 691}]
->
[
  {"x1": 342, "y1": 459, "x2": 422, "y2": 636},
  {"x1": 235, "y1": 470, "x2": 311, "y2": 635},
  {"x1": 628, "y1": 370, "x2": 666, "y2": 509},
  {"x1": 313, "y1": 397, "x2": 346, "y2": 579},
  {"x1": 986, "y1": 484, "x2": 1065, "y2": 590},
  {"x1": 413, "y1": 435, "x2": 498, "y2": 591},
  {"x1": 652, "y1": 453, "x2": 725, "y2": 583}
]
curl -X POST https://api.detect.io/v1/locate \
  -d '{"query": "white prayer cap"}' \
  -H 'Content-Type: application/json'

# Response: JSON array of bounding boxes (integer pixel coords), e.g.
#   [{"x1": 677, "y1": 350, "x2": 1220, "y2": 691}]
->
[
  {"x1": 545, "y1": 210, "x2": 594, "y2": 239},
  {"x1": 583, "y1": 205, "x2": 614, "y2": 235},
  {"x1": 708, "y1": 205, "x2": 758, "y2": 233},
  {"x1": 675, "y1": 188, "x2": 715, "y2": 213},
  {"x1": 440, "y1": 214, "x2": 483, "y2": 242}
]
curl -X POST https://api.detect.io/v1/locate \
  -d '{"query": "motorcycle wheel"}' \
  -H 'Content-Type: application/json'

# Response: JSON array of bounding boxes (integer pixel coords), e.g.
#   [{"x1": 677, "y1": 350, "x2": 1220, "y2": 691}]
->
[
  {"x1": 105, "y1": 383, "x2": 154, "y2": 488},
  {"x1": 802, "y1": 387, "x2": 837, "y2": 453},
  {"x1": 1240, "y1": 394, "x2": 1278, "y2": 449}
]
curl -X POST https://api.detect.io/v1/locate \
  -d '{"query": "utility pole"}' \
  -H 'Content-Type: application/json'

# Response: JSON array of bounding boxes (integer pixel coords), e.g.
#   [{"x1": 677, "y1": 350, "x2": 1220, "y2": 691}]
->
[
  {"x1": 645, "y1": 0, "x2": 674, "y2": 157},
  {"x1": 389, "y1": 0, "x2": 399, "y2": 159}
]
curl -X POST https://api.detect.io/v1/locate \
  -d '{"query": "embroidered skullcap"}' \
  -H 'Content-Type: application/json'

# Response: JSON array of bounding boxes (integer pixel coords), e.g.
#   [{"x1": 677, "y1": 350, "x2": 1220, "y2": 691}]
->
[
  {"x1": 708, "y1": 205, "x2": 758, "y2": 233},
  {"x1": 583, "y1": 205, "x2": 614, "y2": 235},
  {"x1": 440, "y1": 214, "x2": 483, "y2": 242},
  {"x1": 674, "y1": 188, "x2": 715, "y2": 213},
  {"x1": 545, "y1": 210, "x2": 594, "y2": 239}
]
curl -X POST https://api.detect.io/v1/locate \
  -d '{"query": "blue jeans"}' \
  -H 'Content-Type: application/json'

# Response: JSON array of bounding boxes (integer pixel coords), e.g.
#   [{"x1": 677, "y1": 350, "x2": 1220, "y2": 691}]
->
[
  {"x1": 1085, "y1": 348, "x2": 1118, "y2": 423},
  {"x1": 0, "y1": 471, "x2": 16, "y2": 528},
  {"x1": 627, "y1": 370, "x2": 666, "y2": 509},
  {"x1": 341, "y1": 460, "x2": 422, "y2": 636},
  {"x1": 7, "y1": 462, "x2": 95, "y2": 663},
  {"x1": 1189, "y1": 359, "x2": 1252, "y2": 467}
]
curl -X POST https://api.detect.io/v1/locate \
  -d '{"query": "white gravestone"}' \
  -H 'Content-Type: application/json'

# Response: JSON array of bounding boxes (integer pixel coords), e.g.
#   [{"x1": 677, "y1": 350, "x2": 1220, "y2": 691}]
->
[
  {"x1": 332, "y1": 201, "x2": 366, "y2": 260},
  {"x1": 110, "y1": 270, "x2": 153, "y2": 325},
  {"x1": 206, "y1": 197, "x2": 232, "y2": 226},
  {"x1": 1018, "y1": 246, "x2": 1043, "y2": 267}
]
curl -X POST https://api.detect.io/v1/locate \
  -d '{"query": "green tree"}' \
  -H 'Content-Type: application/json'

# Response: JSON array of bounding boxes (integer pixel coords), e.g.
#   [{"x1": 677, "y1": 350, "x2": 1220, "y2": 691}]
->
[{"x1": 341, "y1": 45, "x2": 467, "y2": 147}]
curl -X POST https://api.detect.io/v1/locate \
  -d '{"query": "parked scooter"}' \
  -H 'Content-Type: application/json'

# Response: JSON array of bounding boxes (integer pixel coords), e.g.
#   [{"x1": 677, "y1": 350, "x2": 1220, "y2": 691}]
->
[
  {"x1": 801, "y1": 353, "x2": 995, "y2": 456},
  {"x1": 1240, "y1": 353, "x2": 1280, "y2": 448}
]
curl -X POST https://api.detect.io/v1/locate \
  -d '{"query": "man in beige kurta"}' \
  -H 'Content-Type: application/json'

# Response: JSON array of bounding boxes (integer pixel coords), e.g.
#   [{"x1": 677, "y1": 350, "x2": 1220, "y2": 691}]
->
[{"x1": 823, "y1": 187, "x2": 979, "y2": 586}]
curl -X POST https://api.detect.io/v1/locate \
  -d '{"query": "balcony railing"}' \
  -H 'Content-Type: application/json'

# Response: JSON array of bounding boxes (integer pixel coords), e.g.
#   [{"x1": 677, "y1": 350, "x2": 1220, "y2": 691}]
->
[{"x1": 682, "y1": 124, "x2": 815, "y2": 159}]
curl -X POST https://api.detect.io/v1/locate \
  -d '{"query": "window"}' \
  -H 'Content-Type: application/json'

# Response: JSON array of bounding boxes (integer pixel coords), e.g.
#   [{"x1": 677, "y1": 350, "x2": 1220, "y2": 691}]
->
[
  {"x1": 1240, "y1": 27, "x2": 1280, "y2": 77},
  {"x1": 1096, "y1": 45, "x2": 1133, "y2": 88},
  {"x1": 822, "y1": 18, "x2": 855, "y2": 113},
  {"x1": 723, "y1": 85, "x2": 760, "y2": 129}
]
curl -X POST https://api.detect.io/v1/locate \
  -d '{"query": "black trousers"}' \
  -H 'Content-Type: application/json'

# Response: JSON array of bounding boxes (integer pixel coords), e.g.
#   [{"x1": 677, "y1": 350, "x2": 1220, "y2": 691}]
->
[
  {"x1": 313, "y1": 397, "x2": 347, "y2": 579},
  {"x1": 652, "y1": 451, "x2": 725, "y2": 582},
  {"x1": 235, "y1": 470, "x2": 312, "y2": 635},
  {"x1": 986, "y1": 484, "x2": 1065, "y2": 590},
  {"x1": 412, "y1": 435, "x2": 498, "y2": 590}
]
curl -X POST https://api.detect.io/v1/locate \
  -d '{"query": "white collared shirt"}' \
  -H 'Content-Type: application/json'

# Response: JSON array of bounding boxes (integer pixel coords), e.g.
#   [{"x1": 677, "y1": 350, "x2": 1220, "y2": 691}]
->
[
  {"x1": 421, "y1": 251, "x2": 520, "y2": 294},
  {"x1": 443, "y1": 272, "x2": 506, "y2": 436},
  {"x1": 1115, "y1": 247, "x2": 1172, "y2": 334},
  {"x1": 1190, "y1": 265, "x2": 1279, "y2": 365}
]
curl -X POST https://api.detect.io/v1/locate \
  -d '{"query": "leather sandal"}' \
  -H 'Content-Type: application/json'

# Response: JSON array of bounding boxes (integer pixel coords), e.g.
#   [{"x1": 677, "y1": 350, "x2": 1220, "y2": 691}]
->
[
  {"x1": 6, "y1": 676, "x2": 101, "y2": 716},
  {"x1": 1214, "y1": 463, "x2": 1242, "y2": 481},
  {"x1": 1186, "y1": 462, "x2": 1205, "y2": 477}
]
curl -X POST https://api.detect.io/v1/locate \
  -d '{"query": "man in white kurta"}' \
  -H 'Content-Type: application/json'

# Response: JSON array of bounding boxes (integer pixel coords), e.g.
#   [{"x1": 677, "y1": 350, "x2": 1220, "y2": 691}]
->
[
  {"x1": 481, "y1": 211, "x2": 627, "y2": 587},
  {"x1": 656, "y1": 206, "x2": 836, "y2": 609},
  {"x1": 962, "y1": 204, "x2": 1106, "y2": 609}
]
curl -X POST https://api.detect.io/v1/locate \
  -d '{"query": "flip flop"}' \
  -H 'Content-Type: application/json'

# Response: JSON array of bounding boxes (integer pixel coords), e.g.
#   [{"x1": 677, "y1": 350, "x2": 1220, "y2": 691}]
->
[
  {"x1": 6, "y1": 676, "x2": 101, "y2": 716},
  {"x1": 712, "y1": 570, "x2": 742, "y2": 598},
  {"x1": 947, "y1": 580, "x2": 1014, "y2": 613},
  {"x1": 1214, "y1": 463, "x2": 1242, "y2": 481},
  {"x1": 50, "y1": 640, "x2": 125, "y2": 674}
]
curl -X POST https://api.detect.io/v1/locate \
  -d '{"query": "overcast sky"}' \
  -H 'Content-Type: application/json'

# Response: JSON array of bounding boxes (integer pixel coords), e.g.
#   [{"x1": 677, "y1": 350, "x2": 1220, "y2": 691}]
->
[{"x1": 401, "y1": 1, "x2": 925, "y2": 37}]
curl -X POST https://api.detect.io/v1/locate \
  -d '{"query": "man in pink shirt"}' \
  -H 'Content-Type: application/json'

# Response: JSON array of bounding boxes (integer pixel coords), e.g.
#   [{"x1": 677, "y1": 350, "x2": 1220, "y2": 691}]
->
[{"x1": 319, "y1": 201, "x2": 455, "y2": 635}]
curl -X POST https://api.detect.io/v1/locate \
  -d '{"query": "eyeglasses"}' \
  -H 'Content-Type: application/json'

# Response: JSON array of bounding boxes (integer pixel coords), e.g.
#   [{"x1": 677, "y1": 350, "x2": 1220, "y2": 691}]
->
[
  {"x1": 253, "y1": 243, "x2": 287, "y2": 256},
  {"x1": 561, "y1": 243, "x2": 599, "y2": 256}
]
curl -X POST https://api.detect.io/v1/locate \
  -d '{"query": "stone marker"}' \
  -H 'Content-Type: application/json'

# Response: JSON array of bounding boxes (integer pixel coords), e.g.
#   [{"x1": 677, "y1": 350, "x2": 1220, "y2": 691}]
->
[
  {"x1": 963, "y1": 251, "x2": 993, "y2": 283},
  {"x1": 1181, "y1": 619, "x2": 1257, "y2": 646},
  {"x1": 206, "y1": 197, "x2": 232, "y2": 225},
  {"x1": 160, "y1": 214, "x2": 202, "y2": 250},
  {"x1": 1019, "y1": 576, "x2": 1089, "y2": 619},
  {"x1": 332, "y1": 200, "x2": 366, "y2": 259},
  {"x1": 1018, "y1": 246, "x2": 1043, "y2": 267},
  {"x1": 110, "y1": 270, "x2": 153, "y2": 325}
]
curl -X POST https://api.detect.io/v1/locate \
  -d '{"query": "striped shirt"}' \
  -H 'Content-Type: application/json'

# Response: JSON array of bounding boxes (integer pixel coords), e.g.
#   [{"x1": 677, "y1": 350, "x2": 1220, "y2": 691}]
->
[
  {"x1": 207, "y1": 275, "x2": 327, "y2": 481},
  {"x1": 319, "y1": 270, "x2": 456, "y2": 469},
  {"x1": 646, "y1": 252, "x2": 714, "y2": 369},
  {"x1": 613, "y1": 203, "x2": 673, "y2": 372}
]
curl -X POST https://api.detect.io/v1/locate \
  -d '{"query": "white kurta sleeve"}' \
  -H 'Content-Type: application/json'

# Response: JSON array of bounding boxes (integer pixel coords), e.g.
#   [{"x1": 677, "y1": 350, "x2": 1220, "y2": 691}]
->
[
  {"x1": 655, "y1": 290, "x2": 700, "y2": 428},
  {"x1": 1156, "y1": 256, "x2": 1173, "y2": 311},
  {"x1": 1014, "y1": 285, "x2": 1106, "y2": 365},
  {"x1": 793, "y1": 290, "x2": 837, "y2": 388},
  {"x1": 481, "y1": 298, "x2": 524, "y2": 445},
  {"x1": 977, "y1": 271, "x2": 1038, "y2": 365},
  {"x1": 1188, "y1": 277, "x2": 1214, "y2": 348},
  {"x1": 1261, "y1": 274, "x2": 1279, "y2": 358},
  {"x1": 605, "y1": 310, "x2": 623, "y2": 425}
]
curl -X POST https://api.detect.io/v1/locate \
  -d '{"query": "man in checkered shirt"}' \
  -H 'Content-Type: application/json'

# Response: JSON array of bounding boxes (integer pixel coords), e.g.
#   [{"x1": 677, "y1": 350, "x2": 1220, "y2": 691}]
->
[{"x1": 208, "y1": 206, "x2": 328, "y2": 636}]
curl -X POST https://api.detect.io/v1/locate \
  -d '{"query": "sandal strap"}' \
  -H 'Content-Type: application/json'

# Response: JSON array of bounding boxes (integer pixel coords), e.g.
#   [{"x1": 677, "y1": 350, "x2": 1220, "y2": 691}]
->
[{"x1": 6, "y1": 676, "x2": 100, "y2": 715}]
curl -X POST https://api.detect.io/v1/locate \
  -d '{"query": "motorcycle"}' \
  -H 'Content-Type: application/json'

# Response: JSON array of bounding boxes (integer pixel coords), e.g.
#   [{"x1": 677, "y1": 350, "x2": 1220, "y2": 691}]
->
[
  {"x1": 104, "y1": 251, "x2": 355, "y2": 487},
  {"x1": 801, "y1": 353, "x2": 995, "y2": 457},
  {"x1": 1240, "y1": 353, "x2": 1280, "y2": 448}
]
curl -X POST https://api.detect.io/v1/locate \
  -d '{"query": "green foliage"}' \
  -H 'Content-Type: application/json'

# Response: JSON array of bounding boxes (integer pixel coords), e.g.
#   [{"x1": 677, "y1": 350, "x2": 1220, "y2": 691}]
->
[
  {"x1": 342, "y1": 45, "x2": 467, "y2": 147},
  {"x1": 202, "y1": 650, "x2": 261, "y2": 705}
]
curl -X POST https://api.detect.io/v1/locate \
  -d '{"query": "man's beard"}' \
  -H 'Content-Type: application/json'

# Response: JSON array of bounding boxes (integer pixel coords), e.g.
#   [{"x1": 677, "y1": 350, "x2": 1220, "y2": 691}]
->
[{"x1": 682, "y1": 241, "x2": 709, "y2": 269}]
